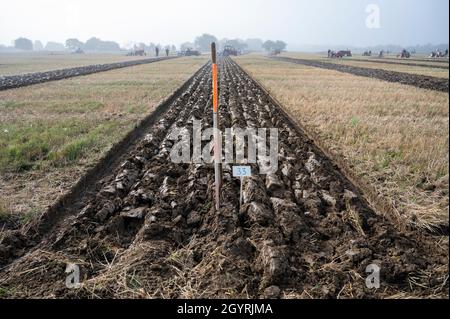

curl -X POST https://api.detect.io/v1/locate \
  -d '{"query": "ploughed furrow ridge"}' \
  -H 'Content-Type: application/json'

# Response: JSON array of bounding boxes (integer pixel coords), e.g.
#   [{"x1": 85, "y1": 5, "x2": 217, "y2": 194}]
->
[
  {"x1": 346, "y1": 58, "x2": 449, "y2": 70},
  {"x1": 273, "y1": 56, "x2": 449, "y2": 92}
]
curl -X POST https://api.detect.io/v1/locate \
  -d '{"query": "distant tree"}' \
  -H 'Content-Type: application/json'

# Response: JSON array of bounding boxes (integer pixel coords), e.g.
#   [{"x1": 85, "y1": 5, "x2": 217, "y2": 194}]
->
[
  {"x1": 171, "y1": 45, "x2": 177, "y2": 52},
  {"x1": 262, "y1": 40, "x2": 287, "y2": 52},
  {"x1": 218, "y1": 38, "x2": 228, "y2": 51},
  {"x1": 245, "y1": 38, "x2": 263, "y2": 51},
  {"x1": 65, "y1": 38, "x2": 84, "y2": 50},
  {"x1": 84, "y1": 37, "x2": 102, "y2": 51},
  {"x1": 147, "y1": 43, "x2": 156, "y2": 55},
  {"x1": 274, "y1": 40, "x2": 287, "y2": 51},
  {"x1": 83, "y1": 37, "x2": 120, "y2": 52},
  {"x1": 45, "y1": 41, "x2": 65, "y2": 51},
  {"x1": 180, "y1": 42, "x2": 195, "y2": 51},
  {"x1": 14, "y1": 37, "x2": 33, "y2": 51},
  {"x1": 262, "y1": 40, "x2": 275, "y2": 52},
  {"x1": 33, "y1": 40, "x2": 44, "y2": 51},
  {"x1": 136, "y1": 42, "x2": 146, "y2": 50},
  {"x1": 99, "y1": 41, "x2": 120, "y2": 51},
  {"x1": 194, "y1": 34, "x2": 217, "y2": 52}
]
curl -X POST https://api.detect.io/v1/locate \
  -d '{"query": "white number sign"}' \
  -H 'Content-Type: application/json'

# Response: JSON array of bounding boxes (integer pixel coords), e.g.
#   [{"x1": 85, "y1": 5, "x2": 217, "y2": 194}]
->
[{"x1": 233, "y1": 166, "x2": 251, "y2": 177}]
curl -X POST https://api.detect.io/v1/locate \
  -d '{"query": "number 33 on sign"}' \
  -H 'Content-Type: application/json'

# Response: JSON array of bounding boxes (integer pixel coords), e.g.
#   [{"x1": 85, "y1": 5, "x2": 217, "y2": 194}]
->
[
  {"x1": 232, "y1": 166, "x2": 251, "y2": 177},
  {"x1": 233, "y1": 166, "x2": 251, "y2": 206}
]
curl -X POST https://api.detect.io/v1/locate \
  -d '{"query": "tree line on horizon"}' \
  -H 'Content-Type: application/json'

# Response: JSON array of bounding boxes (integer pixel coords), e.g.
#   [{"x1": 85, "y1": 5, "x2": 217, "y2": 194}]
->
[
  {"x1": 9, "y1": 37, "x2": 121, "y2": 52},
  {"x1": 4, "y1": 34, "x2": 287, "y2": 53},
  {"x1": 6, "y1": 37, "x2": 177, "y2": 53}
]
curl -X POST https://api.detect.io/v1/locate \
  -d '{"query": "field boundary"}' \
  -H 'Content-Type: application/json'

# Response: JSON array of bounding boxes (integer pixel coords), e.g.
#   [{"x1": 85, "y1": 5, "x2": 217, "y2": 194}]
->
[
  {"x1": 272, "y1": 56, "x2": 449, "y2": 92},
  {"x1": 0, "y1": 56, "x2": 177, "y2": 91}
]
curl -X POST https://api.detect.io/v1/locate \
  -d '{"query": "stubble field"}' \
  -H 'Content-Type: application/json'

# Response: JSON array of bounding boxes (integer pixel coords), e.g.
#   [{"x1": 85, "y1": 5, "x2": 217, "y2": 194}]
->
[{"x1": 235, "y1": 54, "x2": 449, "y2": 232}]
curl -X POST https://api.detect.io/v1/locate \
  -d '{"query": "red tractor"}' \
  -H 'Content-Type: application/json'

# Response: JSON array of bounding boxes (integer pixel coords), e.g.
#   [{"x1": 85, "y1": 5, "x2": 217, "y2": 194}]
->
[
  {"x1": 127, "y1": 49, "x2": 146, "y2": 56},
  {"x1": 330, "y1": 50, "x2": 352, "y2": 58}
]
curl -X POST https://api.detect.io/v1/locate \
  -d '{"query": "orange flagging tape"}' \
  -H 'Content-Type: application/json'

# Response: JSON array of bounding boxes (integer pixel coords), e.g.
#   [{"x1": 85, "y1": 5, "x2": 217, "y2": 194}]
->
[{"x1": 212, "y1": 63, "x2": 218, "y2": 113}]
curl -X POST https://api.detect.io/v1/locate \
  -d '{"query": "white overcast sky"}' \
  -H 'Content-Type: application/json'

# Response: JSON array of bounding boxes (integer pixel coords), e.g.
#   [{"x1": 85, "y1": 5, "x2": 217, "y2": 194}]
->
[{"x1": 0, "y1": 0, "x2": 448, "y2": 48}]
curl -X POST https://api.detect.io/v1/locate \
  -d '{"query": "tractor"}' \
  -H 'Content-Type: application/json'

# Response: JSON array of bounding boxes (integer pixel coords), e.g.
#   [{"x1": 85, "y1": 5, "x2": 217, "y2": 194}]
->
[
  {"x1": 127, "y1": 49, "x2": 146, "y2": 56},
  {"x1": 330, "y1": 50, "x2": 352, "y2": 58},
  {"x1": 430, "y1": 50, "x2": 448, "y2": 58},
  {"x1": 222, "y1": 45, "x2": 238, "y2": 56},
  {"x1": 397, "y1": 49, "x2": 411, "y2": 58},
  {"x1": 179, "y1": 48, "x2": 201, "y2": 56}
]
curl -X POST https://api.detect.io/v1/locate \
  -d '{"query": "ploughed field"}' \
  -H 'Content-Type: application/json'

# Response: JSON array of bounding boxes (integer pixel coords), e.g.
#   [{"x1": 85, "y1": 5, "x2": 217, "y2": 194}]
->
[
  {"x1": 0, "y1": 56, "x2": 207, "y2": 229},
  {"x1": 0, "y1": 57, "x2": 174, "y2": 90},
  {"x1": 0, "y1": 53, "x2": 162, "y2": 76},
  {"x1": 0, "y1": 57, "x2": 447, "y2": 298},
  {"x1": 279, "y1": 52, "x2": 449, "y2": 79},
  {"x1": 343, "y1": 57, "x2": 449, "y2": 70},
  {"x1": 273, "y1": 57, "x2": 449, "y2": 92}
]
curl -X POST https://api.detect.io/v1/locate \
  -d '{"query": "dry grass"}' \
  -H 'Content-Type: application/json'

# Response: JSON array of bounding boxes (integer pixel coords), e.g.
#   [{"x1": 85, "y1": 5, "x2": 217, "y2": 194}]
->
[
  {"x1": 0, "y1": 56, "x2": 207, "y2": 223},
  {"x1": 236, "y1": 54, "x2": 449, "y2": 231},
  {"x1": 0, "y1": 52, "x2": 166, "y2": 76},
  {"x1": 282, "y1": 52, "x2": 449, "y2": 66},
  {"x1": 76, "y1": 236, "x2": 248, "y2": 299},
  {"x1": 281, "y1": 52, "x2": 449, "y2": 78}
]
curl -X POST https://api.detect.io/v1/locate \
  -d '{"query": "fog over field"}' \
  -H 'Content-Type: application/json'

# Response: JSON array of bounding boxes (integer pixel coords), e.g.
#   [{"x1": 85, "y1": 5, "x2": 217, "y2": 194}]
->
[{"x1": 0, "y1": 0, "x2": 448, "y2": 50}]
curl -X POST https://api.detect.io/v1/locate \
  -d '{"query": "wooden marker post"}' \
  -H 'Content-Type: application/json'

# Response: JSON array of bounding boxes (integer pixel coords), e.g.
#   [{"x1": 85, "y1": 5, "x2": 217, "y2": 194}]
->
[{"x1": 211, "y1": 42, "x2": 222, "y2": 210}]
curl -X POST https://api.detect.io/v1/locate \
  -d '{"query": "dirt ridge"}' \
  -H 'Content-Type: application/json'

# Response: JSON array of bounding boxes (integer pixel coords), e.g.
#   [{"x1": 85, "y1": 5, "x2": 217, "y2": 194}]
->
[
  {"x1": 273, "y1": 56, "x2": 449, "y2": 92},
  {"x1": 0, "y1": 57, "x2": 176, "y2": 91},
  {"x1": 343, "y1": 58, "x2": 449, "y2": 70}
]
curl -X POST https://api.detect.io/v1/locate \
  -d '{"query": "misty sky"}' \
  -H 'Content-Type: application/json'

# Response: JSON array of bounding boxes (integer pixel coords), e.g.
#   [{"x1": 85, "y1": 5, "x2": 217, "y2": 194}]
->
[{"x1": 0, "y1": 0, "x2": 448, "y2": 48}]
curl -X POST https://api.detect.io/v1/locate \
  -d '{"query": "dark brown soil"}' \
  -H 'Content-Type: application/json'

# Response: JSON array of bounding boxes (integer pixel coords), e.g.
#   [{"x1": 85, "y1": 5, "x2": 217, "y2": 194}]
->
[
  {"x1": 382, "y1": 57, "x2": 449, "y2": 64},
  {"x1": 346, "y1": 58, "x2": 449, "y2": 70},
  {"x1": 273, "y1": 57, "x2": 449, "y2": 92},
  {"x1": 0, "y1": 58, "x2": 447, "y2": 299}
]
